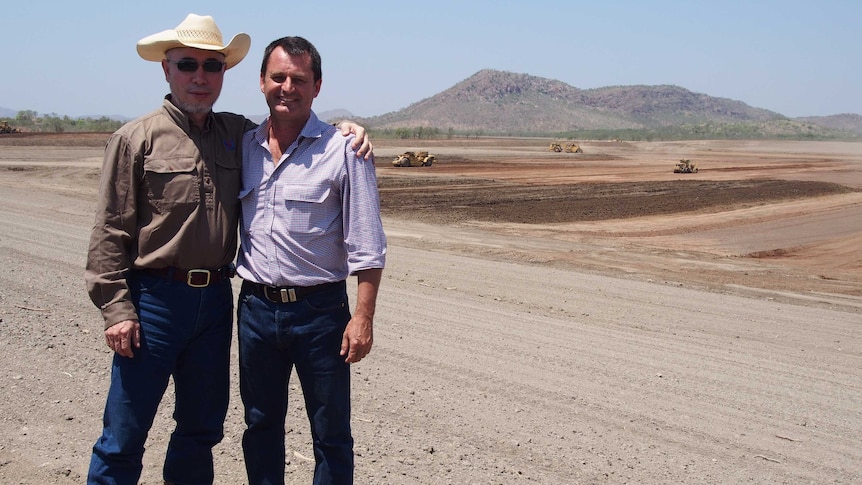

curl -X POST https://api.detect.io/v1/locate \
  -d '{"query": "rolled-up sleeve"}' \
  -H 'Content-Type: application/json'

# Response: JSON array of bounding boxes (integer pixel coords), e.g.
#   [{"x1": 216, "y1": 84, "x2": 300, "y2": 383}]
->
[{"x1": 343, "y1": 139, "x2": 387, "y2": 274}]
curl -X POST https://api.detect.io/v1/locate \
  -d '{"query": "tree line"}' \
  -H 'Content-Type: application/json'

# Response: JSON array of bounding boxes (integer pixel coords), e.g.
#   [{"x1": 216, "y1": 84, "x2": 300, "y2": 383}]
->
[
  {"x1": 366, "y1": 122, "x2": 860, "y2": 141},
  {"x1": 368, "y1": 126, "x2": 492, "y2": 140},
  {"x1": 4, "y1": 110, "x2": 124, "y2": 133},
  {"x1": 7, "y1": 111, "x2": 858, "y2": 141}
]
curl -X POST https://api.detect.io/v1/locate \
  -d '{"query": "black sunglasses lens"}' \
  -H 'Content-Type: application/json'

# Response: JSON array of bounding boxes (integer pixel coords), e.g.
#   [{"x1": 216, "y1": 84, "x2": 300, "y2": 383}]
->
[
  {"x1": 176, "y1": 59, "x2": 198, "y2": 72},
  {"x1": 202, "y1": 60, "x2": 225, "y2": 73},
  {"x1": 173, "y1": 59, "x2": 224, "y2": 73}
]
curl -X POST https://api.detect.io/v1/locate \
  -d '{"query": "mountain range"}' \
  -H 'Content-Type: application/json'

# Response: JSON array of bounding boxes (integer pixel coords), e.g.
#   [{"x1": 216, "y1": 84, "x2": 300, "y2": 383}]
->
[
  {"x1": 5, "y1": 70, "x2": 862, "y2": 138},
  {"x1": 353, "y1": 69, "x2": 862, "y2": 138}
]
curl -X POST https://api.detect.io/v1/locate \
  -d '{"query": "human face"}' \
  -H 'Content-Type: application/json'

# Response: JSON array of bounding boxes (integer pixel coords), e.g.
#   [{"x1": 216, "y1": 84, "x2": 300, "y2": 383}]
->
[
  {"x1": 260, "y1": 47, "x2": 321, "y2": 125},
  {"x1": 162, "y1": 47, "x2": 225, "y2": 120}
]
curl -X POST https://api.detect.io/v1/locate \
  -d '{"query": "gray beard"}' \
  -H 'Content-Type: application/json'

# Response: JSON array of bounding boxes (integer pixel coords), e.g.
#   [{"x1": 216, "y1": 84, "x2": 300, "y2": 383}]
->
[
  {"x1": 169, "y1": 92, "x2": 214, "y2": 115},
  {"x1": 174, "y1": 99, "x2": 214, "y2": 115}
]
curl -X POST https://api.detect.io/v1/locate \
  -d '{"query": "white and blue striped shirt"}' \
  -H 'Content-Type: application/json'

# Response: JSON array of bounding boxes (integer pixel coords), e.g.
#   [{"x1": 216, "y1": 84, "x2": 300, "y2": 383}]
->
[{"x1": 236, "y1": 112, "x2": 386, "y2": 287}]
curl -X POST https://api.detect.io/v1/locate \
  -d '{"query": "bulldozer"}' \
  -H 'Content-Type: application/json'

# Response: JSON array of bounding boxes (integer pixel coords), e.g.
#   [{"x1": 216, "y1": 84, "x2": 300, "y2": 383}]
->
[
  {"x1": 673, "y1": 159, "x2": 699, "y2": 173},
  {"x1": 548, "y1": 142, "x2": 583, "y2": 153},
  {"x1": 0, "y1": 121, "x2": 21, "y2": 134},
  {"x1": 392, "y1": 151, "x2": 435, "y2": 167}
]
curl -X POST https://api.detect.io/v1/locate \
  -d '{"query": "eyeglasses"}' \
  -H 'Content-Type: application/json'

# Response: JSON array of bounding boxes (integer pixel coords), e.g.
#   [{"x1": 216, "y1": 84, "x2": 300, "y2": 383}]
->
[{"x1": 167, "y1": 58, "x2": 226, "y2": 73}]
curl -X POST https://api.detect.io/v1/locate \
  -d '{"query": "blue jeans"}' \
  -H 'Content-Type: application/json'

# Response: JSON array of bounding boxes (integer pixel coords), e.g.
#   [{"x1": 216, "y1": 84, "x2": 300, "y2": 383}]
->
[
  {"x1": 87, "y1": 272, "x2": 233, "y2": 485},
  {"x1": 237, "y1": 280, "x2": 353, "y2": 485}
]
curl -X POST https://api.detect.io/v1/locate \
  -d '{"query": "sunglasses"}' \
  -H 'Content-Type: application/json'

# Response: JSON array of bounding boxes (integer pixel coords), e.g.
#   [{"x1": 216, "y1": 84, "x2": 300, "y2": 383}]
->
[{"x1": 168, "y1": 58, "x2": 226, "y2": 73}]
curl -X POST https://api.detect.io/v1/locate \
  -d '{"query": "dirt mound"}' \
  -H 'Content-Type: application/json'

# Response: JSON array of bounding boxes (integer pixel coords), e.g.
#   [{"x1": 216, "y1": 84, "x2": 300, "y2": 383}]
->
[
  {"x1": 379, "y1": 175, "x2": 854, "y2": 224},
  {"x1": 0, "y1": 131, "x2": 109, "y2": 147}
]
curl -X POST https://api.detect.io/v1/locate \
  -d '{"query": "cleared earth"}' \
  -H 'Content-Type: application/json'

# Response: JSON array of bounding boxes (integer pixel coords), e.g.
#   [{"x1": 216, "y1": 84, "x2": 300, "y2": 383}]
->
[
  {"x1": 0, "y1": 133, "x2": 860, "y2": 484},
  {"x1": 375, "y1": 137, "x2": 862, "y2": 299}
]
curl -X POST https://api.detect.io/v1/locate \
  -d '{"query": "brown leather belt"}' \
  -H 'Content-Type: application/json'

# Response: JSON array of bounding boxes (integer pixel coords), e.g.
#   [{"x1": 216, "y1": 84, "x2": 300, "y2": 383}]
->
[
  {"x1": 243, "y1": 280, "x2": 344, "y2": 303},
  {"x1": 142, "y1": 266, "x2": 234, "y2": 288}
]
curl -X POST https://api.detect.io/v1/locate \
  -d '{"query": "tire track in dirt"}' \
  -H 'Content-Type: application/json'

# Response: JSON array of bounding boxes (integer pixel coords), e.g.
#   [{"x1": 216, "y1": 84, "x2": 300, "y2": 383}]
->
[
  {"x1": 367, "y1": 246, "x2": 861, "y2": 483},
  {"x1": 1, "y1": 138, "x2": 860, "y2": 483}
]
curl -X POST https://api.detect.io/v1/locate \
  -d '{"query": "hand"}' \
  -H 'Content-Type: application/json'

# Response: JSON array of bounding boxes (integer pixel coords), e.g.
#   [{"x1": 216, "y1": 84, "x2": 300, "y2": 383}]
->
[
  {"x1": 339, "y1": 121, "x2": 373, "y2": 160},
  {"x1": 104, "y1": 320, "x2": 141, "y2": 358},
  {"x1": 340, "y1": 315, "x2": 373, "y2": 363}
]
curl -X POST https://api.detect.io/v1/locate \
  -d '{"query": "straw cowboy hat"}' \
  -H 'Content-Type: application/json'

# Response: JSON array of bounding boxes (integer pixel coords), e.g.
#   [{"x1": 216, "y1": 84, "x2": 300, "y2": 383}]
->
[{"x1": 136, "y1": 13, "x2": 250, "y2": 69}]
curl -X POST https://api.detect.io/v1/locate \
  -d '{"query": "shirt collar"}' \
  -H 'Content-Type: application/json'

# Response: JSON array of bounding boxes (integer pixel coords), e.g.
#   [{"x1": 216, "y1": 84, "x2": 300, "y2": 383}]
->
[{"x1": 254, "y1": 110, "x2": 327, "y2": 146}]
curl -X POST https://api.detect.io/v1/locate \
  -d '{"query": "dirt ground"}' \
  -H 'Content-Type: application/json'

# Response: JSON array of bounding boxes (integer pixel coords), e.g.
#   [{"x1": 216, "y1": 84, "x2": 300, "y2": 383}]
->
[
  {"x1": 0, "y1": 133, "x2": 860, "y2": 484},
  {"x1": 375, "y1": 137, "x2": 862, "y2": 300}
]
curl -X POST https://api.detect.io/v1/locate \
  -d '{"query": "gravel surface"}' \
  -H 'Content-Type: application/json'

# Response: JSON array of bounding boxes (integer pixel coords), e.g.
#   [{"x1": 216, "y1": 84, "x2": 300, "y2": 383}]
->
[{"x1": 0, "y1": 135, "x2": 860, "y2": 484}]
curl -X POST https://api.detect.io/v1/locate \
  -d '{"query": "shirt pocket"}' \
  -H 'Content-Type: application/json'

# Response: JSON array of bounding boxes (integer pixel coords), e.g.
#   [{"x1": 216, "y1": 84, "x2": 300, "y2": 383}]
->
[
  {"x1": 143, "y1": 157, "x2": 200, "y2": 212},
  {"x1": 281, "y1": 183, "x2": 332, "y2": 235},
  {"x1": 214, "y1": 157, "x2": 241, "y2": 205}
]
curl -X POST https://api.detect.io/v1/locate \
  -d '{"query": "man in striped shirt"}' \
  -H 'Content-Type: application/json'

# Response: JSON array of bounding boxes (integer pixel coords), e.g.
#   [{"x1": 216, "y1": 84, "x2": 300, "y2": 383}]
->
[{"x1": 235, "y1": 36, "x2": 387, "y2": 484}]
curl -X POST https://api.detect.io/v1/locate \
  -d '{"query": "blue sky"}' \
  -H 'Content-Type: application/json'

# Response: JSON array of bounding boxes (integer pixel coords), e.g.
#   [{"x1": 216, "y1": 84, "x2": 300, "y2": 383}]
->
[{"x1": 3, "y1": 0, "x2": 860, "y2": 120}]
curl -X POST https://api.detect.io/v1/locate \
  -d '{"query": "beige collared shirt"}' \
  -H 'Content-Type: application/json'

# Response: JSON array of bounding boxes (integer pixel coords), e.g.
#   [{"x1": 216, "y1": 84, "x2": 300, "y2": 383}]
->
[{"x1": 85, "y1": 97, "x2": 255, "y2": 327}]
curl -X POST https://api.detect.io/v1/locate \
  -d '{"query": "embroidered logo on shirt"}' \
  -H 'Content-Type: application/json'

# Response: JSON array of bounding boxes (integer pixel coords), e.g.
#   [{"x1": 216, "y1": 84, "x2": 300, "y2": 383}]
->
[{"x1": 223, "y1": 139, "x2": 236, "y2": 151}]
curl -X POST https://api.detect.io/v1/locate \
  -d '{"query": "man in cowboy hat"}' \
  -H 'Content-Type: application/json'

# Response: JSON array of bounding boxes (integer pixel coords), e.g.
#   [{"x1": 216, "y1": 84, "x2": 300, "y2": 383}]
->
[{"x1": 85, "y1": 14, "x2": 371, "y2": 485}]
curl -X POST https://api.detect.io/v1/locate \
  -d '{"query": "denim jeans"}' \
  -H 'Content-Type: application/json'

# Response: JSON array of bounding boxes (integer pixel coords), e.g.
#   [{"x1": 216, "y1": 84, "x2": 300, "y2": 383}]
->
[
  {"x1": 87, "y1": 271, "x2": 233, "y2": 485},
  {"x1": 237, "y1": 280, "x2": 353, "y2": 485}
]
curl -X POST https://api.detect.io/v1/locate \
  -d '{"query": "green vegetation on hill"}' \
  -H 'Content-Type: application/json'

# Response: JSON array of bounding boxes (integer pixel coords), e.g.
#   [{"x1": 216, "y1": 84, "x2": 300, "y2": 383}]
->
[
  {"x1": 558, "y1": 119, "x2": 861, "y2": 142},
  {"x1": 368, "y1": 120, "x2": 860, "y2": 141}
]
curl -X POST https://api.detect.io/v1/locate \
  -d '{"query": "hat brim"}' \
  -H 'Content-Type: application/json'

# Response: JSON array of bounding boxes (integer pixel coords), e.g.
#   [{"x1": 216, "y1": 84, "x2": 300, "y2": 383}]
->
[{"x1": 137, "y1": 31, "x2": 250, "y2": 70}]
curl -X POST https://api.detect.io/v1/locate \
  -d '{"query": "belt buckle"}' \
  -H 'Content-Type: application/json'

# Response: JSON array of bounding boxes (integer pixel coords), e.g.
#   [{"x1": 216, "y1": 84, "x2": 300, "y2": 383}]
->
[
  {"x1": 279, "y1": 288, "x2": 297, "y2": 303},
  {"x1": 187, "y1": 269, "x2": 211, "y2": 288}
]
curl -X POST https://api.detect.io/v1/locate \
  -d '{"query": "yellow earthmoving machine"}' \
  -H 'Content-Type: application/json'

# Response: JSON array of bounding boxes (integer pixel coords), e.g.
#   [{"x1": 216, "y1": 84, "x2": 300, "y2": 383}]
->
[
  {"x1": 0, "y1": 121, "x2": 20, "y2": 134},
  {"x1": 674, "y1": 159, "x2": 699, "y2": 173},
  {"x1": 392, "y1": 151, "x2": 435, "y2": 167},
  {"x1": 564, "y1": 143, "x2": 583, "y2": 153},
  {"x1": 549, "y1": 142, "x2": 583, "y2": 153}
]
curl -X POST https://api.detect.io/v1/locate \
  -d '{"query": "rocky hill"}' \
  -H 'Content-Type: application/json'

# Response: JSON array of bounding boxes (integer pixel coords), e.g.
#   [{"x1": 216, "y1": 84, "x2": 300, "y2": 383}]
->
[
  {"x1": 359, "y1": 69, "x2": 857, "y2": 138},
  {"x1": 796, "y1": 113, "x2": 862, "y2": 135}
]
